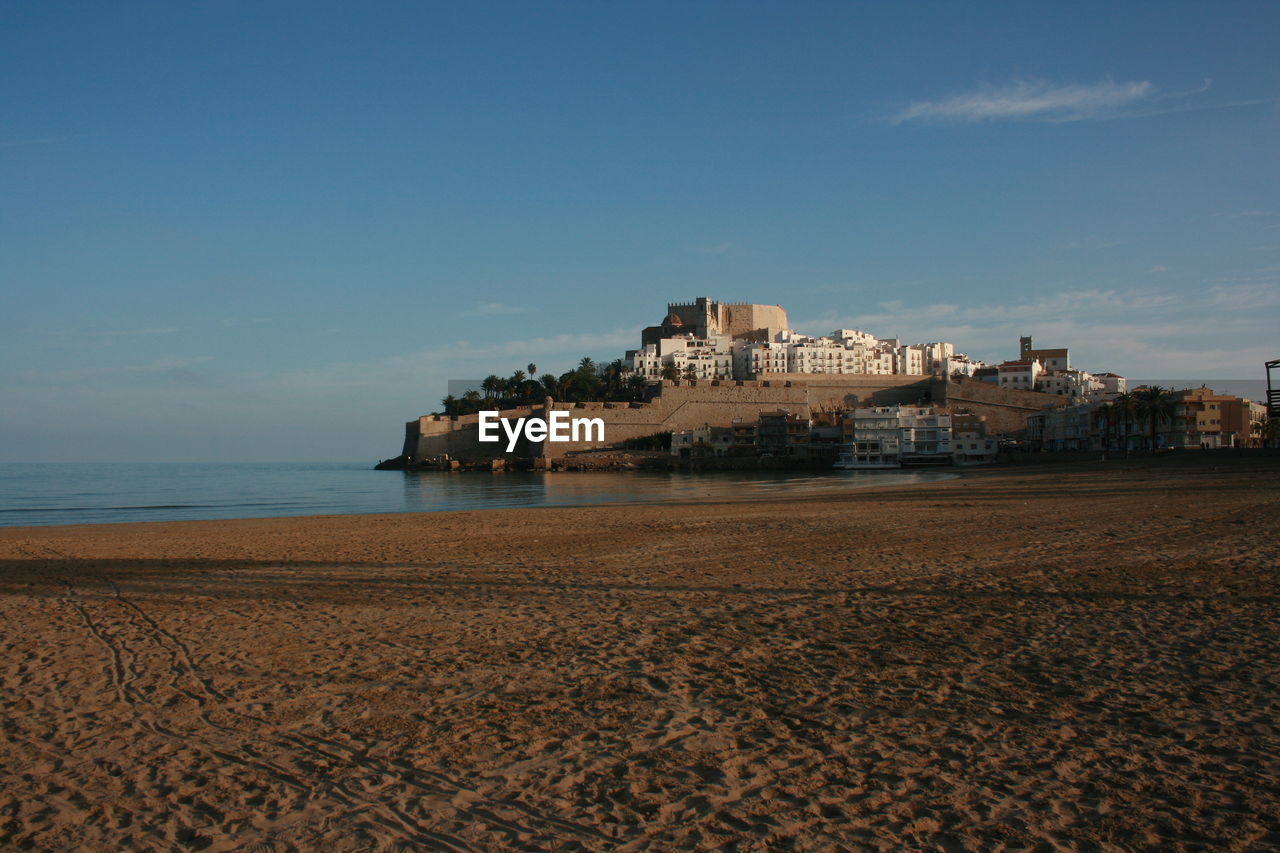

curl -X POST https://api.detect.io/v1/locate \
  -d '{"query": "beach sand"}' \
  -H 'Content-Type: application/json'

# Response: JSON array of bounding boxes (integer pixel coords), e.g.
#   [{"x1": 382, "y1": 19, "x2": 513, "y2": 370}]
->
[{"x1": 2, "y1": 455, "x2": 1278, "y2": 851}]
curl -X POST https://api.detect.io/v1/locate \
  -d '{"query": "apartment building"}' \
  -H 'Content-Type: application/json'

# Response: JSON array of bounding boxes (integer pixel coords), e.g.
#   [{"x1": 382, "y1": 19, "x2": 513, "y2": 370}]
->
[{"x1": 835, "y1": 405, "x2": 953, "y2": 468}]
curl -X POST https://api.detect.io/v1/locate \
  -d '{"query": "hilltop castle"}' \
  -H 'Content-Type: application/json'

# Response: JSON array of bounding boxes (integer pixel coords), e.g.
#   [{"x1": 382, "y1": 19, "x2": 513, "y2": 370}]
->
[
  {"x1": 640, "y1": 297, "x2": 789, "y2": 346},
  {"x1": 394, "y1": 297, "x2": 1124, "y2": 465}
]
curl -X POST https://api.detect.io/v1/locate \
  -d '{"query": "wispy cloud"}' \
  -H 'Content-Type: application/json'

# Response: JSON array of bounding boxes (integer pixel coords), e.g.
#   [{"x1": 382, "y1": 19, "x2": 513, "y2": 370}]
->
[
  {"x1": 1212, "y1": 210, "x2": 1279, "y2": 219},
  {"x1": 461, "y1": 301, "x2": 528, "y2": 317},
  {"x1": 893, "y1": 78, "x2": 1153, "y2": 124},
  {"x1": 1209, "y1": 284, "x2": 1280, "y2": 310},
  {"x1": 32, "y1": 326, "x2": 182, "y2": 340},
  {"x1": 95, "y1": 327, "x2": 182, "y2": 337},
  {"x1": 1148, "y1": 265, "x2": 1168, "y2": 274},
  {"x1": 0, "y1": 133, "x2": 88, "y2": 149},
  {"x1": 692, "y1": 242, "x2": 733, "y2": 257},
  {"x1": 19, "y1": 356, "x2": 213, "y2": 384},
  {"x1": 889, "y1": 77, "x2": 1264, "y2": 125},
  {"x1": 794, "y1": 287, "x2": 1272, "y2": 375},
  {"x1": 1061, "y1": 235, "x2": 1124, "y2": 250},
  {"x1": 247, "y1": 329, "x2": 638, "y2": 396}
]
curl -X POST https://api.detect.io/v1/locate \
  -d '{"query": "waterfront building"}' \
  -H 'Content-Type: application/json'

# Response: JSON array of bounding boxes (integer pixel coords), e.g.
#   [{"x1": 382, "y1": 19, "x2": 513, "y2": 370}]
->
[
  {"x1": 1166, "y1": 387, "x2": 1260, "y2": 449},
  {"x1": 1026, "y1": 402, "x2": 1105, "y2": 451},
  {"x1": 835, "y1": 405, "x2": 953, "y2": 468},
  {"x1": 757, "y1": 410, "x2": 811, "y2": 456},
  {"x1": 1027, "y1": 385, "x2": 1263, "y2": 451},
  {"x1": 670, "y1": 425, "x2": 735, "y2": 457},
  {"x1": 951, "y1": 413, "x2": 999, "y2": 465}
]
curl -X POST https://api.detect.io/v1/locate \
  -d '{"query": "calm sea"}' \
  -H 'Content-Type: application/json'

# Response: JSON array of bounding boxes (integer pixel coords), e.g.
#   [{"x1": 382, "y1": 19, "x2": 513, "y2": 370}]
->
[{"x1": 0, "y1": 462, "x2": 955, "y2": 528}]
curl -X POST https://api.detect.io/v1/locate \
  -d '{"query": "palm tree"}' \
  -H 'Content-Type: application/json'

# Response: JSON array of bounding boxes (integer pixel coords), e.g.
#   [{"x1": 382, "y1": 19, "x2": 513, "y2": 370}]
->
[
  {"x1": 481, "y1": 375, "x2": 501, "y2": 400},
  {"x1": 660, "y1": 362, "x2": 680, "y2": 382},
  {"x1": 1110, "y1": 391, "x2": 1136, "y2": 453},
  {"x1": 1135, "y1": 386, "x2": 1178, "y2": 450},
  {"x1": 682, "y1": 363, "x2": 698, "y2": 381},
  {"x1": 571, "y1": 357, "x2": 601, "y2": 400},
  {"x1": 440, "y1": 394, "x2": 459, "y2": 416},
  {"x1": 627, "y1": 374, "x2": 649, "y2": 401},
  {"x1": 601, "y1": 359, "x2": 626, "y2": 399},
  {"x1": 527, "y1": 363, "x2": 537, "y2": 378},
  {"x1": 540, "y1": 373, "x2": 559, "y2": 399}
]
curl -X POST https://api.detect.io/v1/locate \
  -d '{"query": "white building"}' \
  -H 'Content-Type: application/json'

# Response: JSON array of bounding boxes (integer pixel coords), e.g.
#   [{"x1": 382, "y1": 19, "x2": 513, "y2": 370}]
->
[
  {"x1": 670, "y1": 425, "x2": 734, "y2": 457},
  {"x1": 627, "y1": 333, "x2": 734, "y2": 380},
  {"x1": 626, "y1": 306, "x2": 989, "y2": 383},
  {"x1": 835, "y1": 405, "x2": 953, "y2": 469},
  {"x1": 997, "y1": 360, "x2": 1043, "y2": 390},
  {"x1": 1014, "y1": 336, "x2": 1125, "y2": 402}
]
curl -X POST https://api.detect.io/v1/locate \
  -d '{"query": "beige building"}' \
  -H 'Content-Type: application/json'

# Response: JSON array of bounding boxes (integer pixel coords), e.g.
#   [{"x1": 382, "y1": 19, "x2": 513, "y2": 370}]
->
[
  {"x1": 1167, "y1": 387, "x2": 1259, "y2": 448},
  {"x1": 641, "y1": 297, "x2": 788, "y2": 347}
]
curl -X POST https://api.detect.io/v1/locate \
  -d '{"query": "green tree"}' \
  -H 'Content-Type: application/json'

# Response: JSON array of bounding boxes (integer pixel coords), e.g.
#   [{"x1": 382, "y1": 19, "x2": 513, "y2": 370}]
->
[
  {"x1": 682, "y1": 363, "x2": 698, "y2": 381},
  {"x1": 1109, "y1": 391, "x2": 1136, "y2": 453},
  {"x1": 1135, "y1": 386, "x2": 1178, "y2": 450},
  {"x1": 604, "y1": 359, "x2": 624, "y2": 396},
  {"x1": 509, "y1": 370, "x2": 527, "y2": 402},
  {"x1": 660, "y1": 362, "x2": 680, "y2": 382},
  {"x1": 540, "y1": 373, "x2": 559, "y2": 399},
  {"x1": 571, "y1": 358, "x2": 601, "y2": 400},
  {"x1": 627, "y1": 374, "x2": 649, "y2": 401}
]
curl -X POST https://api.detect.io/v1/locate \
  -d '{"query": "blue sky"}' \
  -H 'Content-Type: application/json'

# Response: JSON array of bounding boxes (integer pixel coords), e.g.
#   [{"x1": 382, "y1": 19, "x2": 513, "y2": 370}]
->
[{"x1": 3, "y1": 1, "x2": 1277, "y2": 461}]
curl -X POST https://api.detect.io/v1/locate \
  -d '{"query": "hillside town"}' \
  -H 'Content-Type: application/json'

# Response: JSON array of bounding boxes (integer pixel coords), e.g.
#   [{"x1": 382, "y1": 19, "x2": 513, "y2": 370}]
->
[
  {"x1": 395, "y1": 297, "x2": 1275, "y2": 471},
  {"x1": 627, "y1": 298, "x2": 1270, "y2": 468}
]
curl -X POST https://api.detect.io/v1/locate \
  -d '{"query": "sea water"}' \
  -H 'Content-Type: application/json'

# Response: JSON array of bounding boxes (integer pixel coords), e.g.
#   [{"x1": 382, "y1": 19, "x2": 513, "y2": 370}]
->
[{"x1": 0, "y1": 462, "x2": 956, "y2": 527}]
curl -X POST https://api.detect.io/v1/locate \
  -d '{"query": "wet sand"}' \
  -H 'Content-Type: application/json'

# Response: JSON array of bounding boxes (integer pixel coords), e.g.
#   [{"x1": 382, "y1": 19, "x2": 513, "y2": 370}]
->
[{"x1": 2, "y1": 455, "x2": 1278, "y2": 851}]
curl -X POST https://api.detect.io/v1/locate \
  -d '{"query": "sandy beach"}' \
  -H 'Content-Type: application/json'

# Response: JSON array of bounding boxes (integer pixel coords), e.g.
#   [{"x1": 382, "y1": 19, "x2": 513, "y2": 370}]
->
[{"x1": 2, "y1": 455, "x2": 1277, "y2": 851}]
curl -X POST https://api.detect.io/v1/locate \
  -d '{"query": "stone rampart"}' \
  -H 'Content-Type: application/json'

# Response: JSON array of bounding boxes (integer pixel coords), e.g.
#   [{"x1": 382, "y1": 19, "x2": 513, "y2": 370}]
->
[
  {"x1": 400, "y1": 375, "x2": 965, "y2": 461},
  {"x1": 937, "y1": 378, "x2": 1072, "y2": 435},
  {"x1": 766, "y1": 373, "x2": 937, "y2": 412}
]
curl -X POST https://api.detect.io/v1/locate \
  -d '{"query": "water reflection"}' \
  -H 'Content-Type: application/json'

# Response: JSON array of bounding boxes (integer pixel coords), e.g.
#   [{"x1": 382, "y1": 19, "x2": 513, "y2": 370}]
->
[
  {"x1": 399, "y1": 469, "x2": 956, "y2": 513},
  {"x1": 0, "y1": 463, "x2": 957, "y2": 527}
]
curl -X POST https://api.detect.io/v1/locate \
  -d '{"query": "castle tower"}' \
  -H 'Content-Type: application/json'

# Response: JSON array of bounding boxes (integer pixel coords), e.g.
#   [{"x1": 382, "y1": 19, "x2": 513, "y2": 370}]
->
[{"x1": 1020, "y1": 336, "x2": 1033, "y2": 356}]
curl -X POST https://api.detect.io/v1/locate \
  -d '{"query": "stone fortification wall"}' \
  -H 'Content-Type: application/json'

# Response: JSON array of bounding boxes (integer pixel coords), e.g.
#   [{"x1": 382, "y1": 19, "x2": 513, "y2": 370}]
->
[
  {"x1": 937, "y1": 378, "x2": 1072, "y2": 435},
  {"x1": 538, "y1": 380, "x2": 810, "y2": 456},
  {"x1": 765, "y1": 373, "x2": 937, "y2": 412},
  {"x1": 401, "y1": 374, "x2": 957, "y2": 461},
  {"x1": 403, "y1": 380, "x2": 812, "y2": 461},
  {"x1": 403, "y1": 404, "x2": 546, "y2": 460}
]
